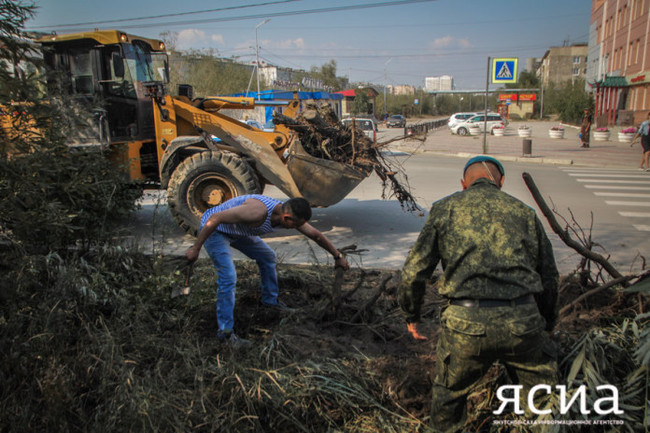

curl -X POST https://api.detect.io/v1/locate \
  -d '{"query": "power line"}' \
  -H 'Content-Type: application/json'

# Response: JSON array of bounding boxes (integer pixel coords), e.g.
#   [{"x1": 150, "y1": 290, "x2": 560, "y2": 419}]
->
[
  {"x1": 27, "y1": 0, "x2": 438, "y2": 32},
  {"x1": 28, "y1": 0, "x2": 301, "y2": 29}
]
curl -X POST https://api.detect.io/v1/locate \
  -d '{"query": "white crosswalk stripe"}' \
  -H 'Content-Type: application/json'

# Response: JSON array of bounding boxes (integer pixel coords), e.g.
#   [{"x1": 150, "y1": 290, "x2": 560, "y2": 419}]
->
[{"x1": 562, "y1": 167, "x2": 650, "y2": 232}]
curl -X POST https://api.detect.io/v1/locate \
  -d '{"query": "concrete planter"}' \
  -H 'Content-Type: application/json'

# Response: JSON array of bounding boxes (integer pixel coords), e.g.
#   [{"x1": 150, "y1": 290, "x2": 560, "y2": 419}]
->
[
  {"x1": 618, "y1": 132, "x2": 635, "y2": 143},
  {"x1": 593, "y1": 131, "x2": 610, "y2": 141},
  {"x1": 549, "y1": 129, "x2": 565, "y2": 139},
  {"x1": 493, "y1": 128, "x2": 505, "y2": 136},
  {"x1": 518, "y1": 128, "x2": 532, "y2": 138}
]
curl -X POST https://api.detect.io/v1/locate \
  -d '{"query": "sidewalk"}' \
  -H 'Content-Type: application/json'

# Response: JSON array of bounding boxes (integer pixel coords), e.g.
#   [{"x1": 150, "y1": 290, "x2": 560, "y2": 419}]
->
[{"x1": 393, "y1": 120, "x2": 645, "y2": 169}]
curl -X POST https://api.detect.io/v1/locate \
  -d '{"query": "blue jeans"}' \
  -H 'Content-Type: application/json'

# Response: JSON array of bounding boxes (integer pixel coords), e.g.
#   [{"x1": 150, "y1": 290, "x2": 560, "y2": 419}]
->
[{"x1": 203, "y1": 231, "x2": 279, "y2": 335}]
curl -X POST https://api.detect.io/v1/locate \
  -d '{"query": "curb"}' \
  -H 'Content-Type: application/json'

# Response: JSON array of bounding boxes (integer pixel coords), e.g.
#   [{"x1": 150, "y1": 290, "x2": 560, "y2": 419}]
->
[{"x1": 419, "y1": 151, "x2": 575, "y2": 167}]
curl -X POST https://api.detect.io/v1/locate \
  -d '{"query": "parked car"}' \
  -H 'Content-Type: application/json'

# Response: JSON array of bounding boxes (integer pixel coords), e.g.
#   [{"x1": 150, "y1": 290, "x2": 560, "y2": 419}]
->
[
  {"x1": 448, "y1": 112, "x2": 477, "y2": 129},
  {"x1": 451, "y1": 113, "x2": 507, "y2": 136},
  {"x1": 387, "y1": 114, "x2": 406, "y2": 128},
  {"x1": 342, "y1": 117, "x2": 377, "y2": 142}
]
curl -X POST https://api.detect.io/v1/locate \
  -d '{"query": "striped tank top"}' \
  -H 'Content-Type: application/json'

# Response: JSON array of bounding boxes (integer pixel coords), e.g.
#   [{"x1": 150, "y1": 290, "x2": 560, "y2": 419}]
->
[{"x1": 201, "y1": 195, "x2": 281, "y2": 237}]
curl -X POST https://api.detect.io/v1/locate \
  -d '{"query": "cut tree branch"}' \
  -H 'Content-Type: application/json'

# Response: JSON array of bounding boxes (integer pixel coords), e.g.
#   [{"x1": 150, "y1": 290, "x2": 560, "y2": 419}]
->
[{"x1": 522, "y1": 172, "x2": 624, "y2": 280}]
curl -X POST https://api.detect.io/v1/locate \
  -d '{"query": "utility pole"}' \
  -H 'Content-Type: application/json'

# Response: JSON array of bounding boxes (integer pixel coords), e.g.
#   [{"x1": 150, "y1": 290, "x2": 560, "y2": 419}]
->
[
  {"x1": 483, "y1": 56, "x2": 490, "y2": 154},
  {"x1": 255, "y1": 18, "x2": 270, "y2": 101},
  {"x1": 383, "y1": 58, "x2": 392, "y2": 119}
]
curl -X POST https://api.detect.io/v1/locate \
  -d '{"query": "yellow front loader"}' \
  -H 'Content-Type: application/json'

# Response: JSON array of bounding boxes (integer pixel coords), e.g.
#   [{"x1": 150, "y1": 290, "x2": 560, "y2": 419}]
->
[{"x1": 36, "y1": 30, "x2": 370, "y2": 234}]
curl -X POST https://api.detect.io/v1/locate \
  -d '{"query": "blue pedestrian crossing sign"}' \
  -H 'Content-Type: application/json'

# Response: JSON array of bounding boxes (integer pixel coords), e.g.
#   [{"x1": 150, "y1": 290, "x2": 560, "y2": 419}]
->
[{"x1": 492, "y1": 58, "x2": 518, "y2": 84}]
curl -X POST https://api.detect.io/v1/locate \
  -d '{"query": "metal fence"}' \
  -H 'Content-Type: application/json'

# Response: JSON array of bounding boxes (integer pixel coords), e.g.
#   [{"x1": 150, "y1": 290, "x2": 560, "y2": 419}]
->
[{"x1": 405, "y1": 118, "x2": 449, "y2": 135}]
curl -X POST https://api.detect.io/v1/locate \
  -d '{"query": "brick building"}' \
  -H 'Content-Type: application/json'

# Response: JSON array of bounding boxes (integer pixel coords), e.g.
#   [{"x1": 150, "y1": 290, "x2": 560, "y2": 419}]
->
[{"x1": 588, "y1": 0, "x2": 650, "y2": 126}]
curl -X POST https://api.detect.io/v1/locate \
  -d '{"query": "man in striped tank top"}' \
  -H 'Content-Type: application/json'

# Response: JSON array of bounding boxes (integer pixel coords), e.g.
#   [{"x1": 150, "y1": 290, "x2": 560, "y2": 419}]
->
[{"x1": 185, "y1": 194, "x2": 349, "y2": 343}]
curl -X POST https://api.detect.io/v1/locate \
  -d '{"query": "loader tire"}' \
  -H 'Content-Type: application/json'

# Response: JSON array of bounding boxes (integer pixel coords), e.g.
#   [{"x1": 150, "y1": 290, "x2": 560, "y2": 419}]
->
[{"x1": 167, "y1": 151, "x2": 261, "y2": 235}]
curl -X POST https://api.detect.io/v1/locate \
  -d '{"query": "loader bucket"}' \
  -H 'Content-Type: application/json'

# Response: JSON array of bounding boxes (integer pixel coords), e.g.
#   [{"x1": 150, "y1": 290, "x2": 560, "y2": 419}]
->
[{"x1": 286, "y1": 139, "x2": 371, "y2": 207}]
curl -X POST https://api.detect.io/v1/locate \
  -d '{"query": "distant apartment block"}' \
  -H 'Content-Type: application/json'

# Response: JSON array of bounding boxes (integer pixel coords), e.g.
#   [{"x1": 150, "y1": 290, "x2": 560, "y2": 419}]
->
[
  {"x1": 524, "y1": 57, "x2": 541, "y2": 73},
  {"x1": 425, "y1": 75, "x2": 454, "y2": 91},
  {"x1": 536, "y1": 44, "x2": 589, "y2": 86},
  {"x1": 588, "y1": 0, "x2": 650, "y2": 125},
  {"x1": 387, "y1": 84, "x2": 415, "y2": 95}
]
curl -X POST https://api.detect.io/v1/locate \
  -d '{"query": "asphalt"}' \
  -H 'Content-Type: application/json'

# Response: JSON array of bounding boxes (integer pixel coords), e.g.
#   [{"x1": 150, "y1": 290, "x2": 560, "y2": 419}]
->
[{"x1": 391, "y1": 119, "x2": 645, "y2": 169}]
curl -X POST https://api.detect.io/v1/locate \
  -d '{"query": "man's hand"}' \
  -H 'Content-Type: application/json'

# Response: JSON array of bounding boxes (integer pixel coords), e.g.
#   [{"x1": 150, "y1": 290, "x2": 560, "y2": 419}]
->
[
  {"x1": 335, "y1": 256, "x2": 350, "y2": 270},
  {"x1": 185, "y1": 245, "x2": 200, "y2": 263},
  {"x1": 407, "y1": 322, "x2": 428, "y2": 341}
]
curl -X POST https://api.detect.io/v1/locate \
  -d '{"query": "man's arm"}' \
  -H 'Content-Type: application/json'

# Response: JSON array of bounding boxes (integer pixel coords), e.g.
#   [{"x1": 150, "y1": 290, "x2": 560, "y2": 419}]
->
[
  {"x1": 399, "y1": 214, "x2": 439, "y2": 339},
  {"x1": 534, "y1": 217, "x2": 559, "y2": 331},
  {"x1": 296, "y1": 222, "x2": 349, "y2": 270},
  {"x1": 185, "y1": 199, "x2": 267, "y2": 262}
]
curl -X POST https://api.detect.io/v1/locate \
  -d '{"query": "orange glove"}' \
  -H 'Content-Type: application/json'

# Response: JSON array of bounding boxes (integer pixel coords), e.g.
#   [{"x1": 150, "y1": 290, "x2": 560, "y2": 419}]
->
[{"x1": 407, "y1": 322, "x2": 428, "y2": 341}]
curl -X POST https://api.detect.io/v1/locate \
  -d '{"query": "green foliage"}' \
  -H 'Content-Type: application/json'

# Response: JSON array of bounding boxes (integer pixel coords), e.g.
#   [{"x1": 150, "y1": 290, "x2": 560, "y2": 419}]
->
[
  {"x1": 544, "y1": 78, "x2": 592, "y2": 124},
  {"x1": 311, "y1": 59, "x2": 348, "y2": 91},
  {"x1": 505, "y1": 70, "x2": 540, "y2": 89},
  {"x1": 554, "y1": 319, "x2": 649, "y2": 431},
  {"x1": 0, "y1": 0, "x2": 141, "y2": 257},
  {"x1": 166, "y1": 50, "x2": 253, "y2": 97},
  {"x1": 351, "y1": 88, "x2": 372, "y2": 115},
  {"x1": 0, "y1": 148, "x2": 142, "y2": 254}
]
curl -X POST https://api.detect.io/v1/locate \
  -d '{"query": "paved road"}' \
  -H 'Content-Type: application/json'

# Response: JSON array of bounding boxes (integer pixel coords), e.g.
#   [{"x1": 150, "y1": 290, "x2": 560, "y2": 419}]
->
[{"x1": 130, "y1": 130, "x2": 650, "y2": 275}]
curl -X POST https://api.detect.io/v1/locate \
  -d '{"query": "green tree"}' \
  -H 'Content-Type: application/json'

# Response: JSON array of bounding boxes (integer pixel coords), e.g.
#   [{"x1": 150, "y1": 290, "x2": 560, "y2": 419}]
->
[
  {"x1": 544, "y1": 78, "x2": 592, "y2": 124},
  {"x1": 311, "y1": 60, "x2": 348, "y2": 91},
  {"x1": 1, "y1": 0, "x2": 141, "y2": 256},
  {"x1": 351, "y1": 89, "x2": 372, "y2": 115},
  {"x1": 163, "y1": 49, "x2": 252, "y2": 98},
  {"x1": 505, "y1": 70, "x2": 540, "y2": 89}
]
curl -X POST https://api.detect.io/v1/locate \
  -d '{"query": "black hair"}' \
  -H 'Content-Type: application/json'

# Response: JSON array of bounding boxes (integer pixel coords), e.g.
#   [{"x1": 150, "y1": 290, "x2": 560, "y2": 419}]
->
[{"x1": 283, "y1": 197, "x2": 312, "y2": 221}]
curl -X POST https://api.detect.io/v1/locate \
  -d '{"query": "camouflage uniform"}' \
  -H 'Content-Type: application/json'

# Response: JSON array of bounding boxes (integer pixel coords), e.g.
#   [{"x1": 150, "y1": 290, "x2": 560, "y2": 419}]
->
[{"x1": 399, "y1": 178, "x2": 559, "y2": 433}]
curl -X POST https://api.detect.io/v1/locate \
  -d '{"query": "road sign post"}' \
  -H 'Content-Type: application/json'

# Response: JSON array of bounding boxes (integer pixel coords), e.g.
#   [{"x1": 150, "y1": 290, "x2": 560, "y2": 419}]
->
[{"x1": 483, "y1": 57, "x2": 519, "y2": 153}]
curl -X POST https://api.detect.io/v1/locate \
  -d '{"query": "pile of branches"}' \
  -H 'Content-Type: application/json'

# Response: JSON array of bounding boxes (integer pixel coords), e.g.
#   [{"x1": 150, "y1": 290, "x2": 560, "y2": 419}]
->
[{"x1": 274, "y1": 103, "x2": 422, "y2": 212}]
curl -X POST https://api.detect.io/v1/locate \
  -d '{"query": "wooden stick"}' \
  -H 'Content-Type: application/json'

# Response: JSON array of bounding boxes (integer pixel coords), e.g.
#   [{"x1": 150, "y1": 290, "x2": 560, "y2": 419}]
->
[
  {"x1": 559, "y1": 275, "x2": 634, "y2": 316},
  {"x1": 350, "y1": 274, "x2": 393, "y2": 323},
  {"x1": 522, "y1": 172, "x2": 624, "y2": 280}
]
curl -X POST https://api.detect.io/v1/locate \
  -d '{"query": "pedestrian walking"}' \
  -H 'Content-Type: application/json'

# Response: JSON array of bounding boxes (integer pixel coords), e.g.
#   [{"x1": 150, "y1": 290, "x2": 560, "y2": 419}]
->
[
  {"x1": 398, "y1": 156, "x2": 559, "y2": 432},
  {"x1": 580, "y1": 108, "x2": 592, "y2": 148},
  {"x1": 185, "y1": 195, "x2": 349, "y2": 345},
  {"x1": 632, "y1": 111, "x2": 650, "y2": 171}
]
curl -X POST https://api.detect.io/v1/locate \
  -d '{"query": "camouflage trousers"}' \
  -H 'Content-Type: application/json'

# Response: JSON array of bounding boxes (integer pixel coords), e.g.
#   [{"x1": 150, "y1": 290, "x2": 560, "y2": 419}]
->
[{"x1": 430, "y1": 303, "x2": 558, "y2": 433}]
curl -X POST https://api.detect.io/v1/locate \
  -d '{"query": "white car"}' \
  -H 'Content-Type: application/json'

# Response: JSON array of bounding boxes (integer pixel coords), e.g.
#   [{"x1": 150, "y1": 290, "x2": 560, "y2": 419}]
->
[
  {"x1": 451, "y1": 113, "x2": 507, "y2": 136},
  {"x1": 341, "y1": 117, "x2": 377, "y2": 142},
  {"x1": 448, "y1": 112, "x2": 477, "y2": 129}
]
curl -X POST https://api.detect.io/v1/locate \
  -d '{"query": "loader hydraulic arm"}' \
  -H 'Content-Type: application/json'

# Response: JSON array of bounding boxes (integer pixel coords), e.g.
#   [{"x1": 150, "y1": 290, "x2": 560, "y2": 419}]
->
[{"x1": 150, "y1": 87, "x2": 304, "y2": 199}]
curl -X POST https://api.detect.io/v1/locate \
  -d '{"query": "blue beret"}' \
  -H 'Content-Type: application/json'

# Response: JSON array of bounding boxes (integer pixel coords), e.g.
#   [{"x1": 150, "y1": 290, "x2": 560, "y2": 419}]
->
[{"x1": 463, "y1": 156, "x2": 505, "y2": 176}]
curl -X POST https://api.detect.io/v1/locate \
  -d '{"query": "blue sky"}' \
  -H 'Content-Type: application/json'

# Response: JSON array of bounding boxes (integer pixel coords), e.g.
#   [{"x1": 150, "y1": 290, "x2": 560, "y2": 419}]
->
[{"x1": 25, "y1": 0, "x2": 591, "y2": 89}]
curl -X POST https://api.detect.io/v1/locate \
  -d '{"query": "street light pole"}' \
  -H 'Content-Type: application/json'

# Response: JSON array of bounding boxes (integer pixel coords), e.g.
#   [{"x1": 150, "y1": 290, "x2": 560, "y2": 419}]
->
[
  {"x1": 255, "y1": 18, "x2": 270, "y2": 101},
  {"x1": 384, "y1": 57, "x2": 392, "y2": 120}
]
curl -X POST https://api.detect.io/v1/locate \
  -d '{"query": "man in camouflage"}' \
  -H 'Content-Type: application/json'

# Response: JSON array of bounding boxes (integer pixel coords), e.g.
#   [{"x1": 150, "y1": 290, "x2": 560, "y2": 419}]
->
[{"x1": 399, "y1": 156, "x2": 559, "y2": 432}]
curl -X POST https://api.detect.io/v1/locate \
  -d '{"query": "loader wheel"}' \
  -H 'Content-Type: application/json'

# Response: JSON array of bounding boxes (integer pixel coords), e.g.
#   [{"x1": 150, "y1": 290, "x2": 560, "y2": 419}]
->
[{"x1": 167, "y1": 151, "x2": 261, "y2": 235}]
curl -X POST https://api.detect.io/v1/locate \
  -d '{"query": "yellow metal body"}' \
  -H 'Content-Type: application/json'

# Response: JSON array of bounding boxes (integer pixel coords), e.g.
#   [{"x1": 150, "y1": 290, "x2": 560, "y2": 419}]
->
[
  {"x1": 37, "y1": 30, "x2": 166, "y2": 52},
  {"x1": 153, "y1": 95, "x2": 304, "y2": 198}
]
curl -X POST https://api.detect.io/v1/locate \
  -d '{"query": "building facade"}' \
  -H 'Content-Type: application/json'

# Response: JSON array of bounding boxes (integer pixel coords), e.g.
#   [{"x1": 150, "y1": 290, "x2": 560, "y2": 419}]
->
[
  {"x1": 537, "y1": 44, "x2": 589, "y2": 86},
  {"x1": 334, "y1": 88, "x2": 379, "y2": 118},
  {"x1": 387, "y1": 84, "x2": 415, "y2": 95},
  {"x1": 588, "y1": 0, "x2": 650, "y2": 126}
]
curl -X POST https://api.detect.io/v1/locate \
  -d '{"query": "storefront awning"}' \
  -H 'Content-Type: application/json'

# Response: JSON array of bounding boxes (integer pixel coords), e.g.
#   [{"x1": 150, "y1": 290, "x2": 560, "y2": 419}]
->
[{"x1": 591, "y1": 76, "x2": 628, "y2": 88}]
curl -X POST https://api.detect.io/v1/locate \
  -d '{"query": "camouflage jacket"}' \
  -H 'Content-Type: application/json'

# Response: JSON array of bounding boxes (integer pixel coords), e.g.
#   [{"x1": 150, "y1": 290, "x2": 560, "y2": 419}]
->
[{"x1": 399, "y1": 178, "x2": 559, "y2": 327}]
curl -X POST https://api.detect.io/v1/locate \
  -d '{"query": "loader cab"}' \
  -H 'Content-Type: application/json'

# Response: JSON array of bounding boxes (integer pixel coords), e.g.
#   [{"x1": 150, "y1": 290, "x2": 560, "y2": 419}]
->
[{"x1": 39, "y1": 31, "x2": 168, "y2": 145}]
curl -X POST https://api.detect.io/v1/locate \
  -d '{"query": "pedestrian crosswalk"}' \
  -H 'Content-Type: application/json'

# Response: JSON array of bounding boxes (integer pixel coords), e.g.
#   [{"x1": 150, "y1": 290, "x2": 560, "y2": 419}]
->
[{"x1": 562, "y1": 167, "x2": 650, "y2": 232}]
